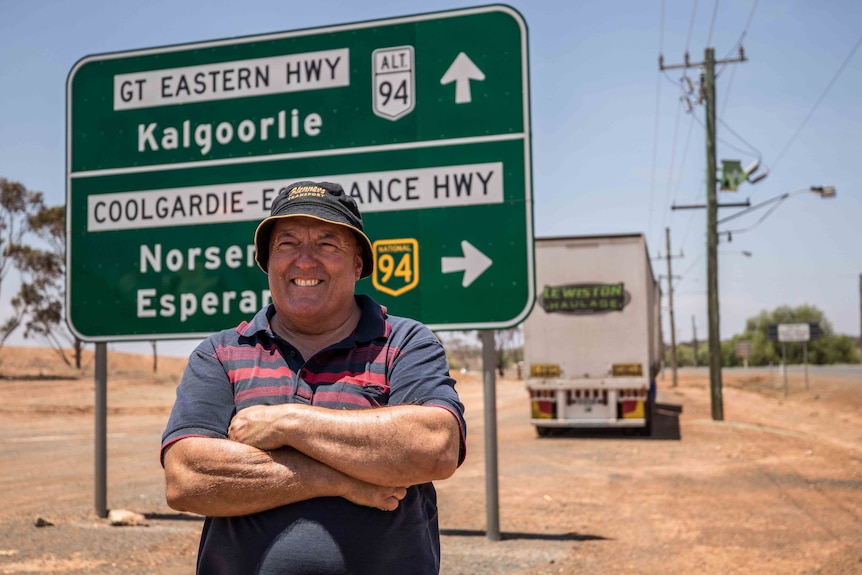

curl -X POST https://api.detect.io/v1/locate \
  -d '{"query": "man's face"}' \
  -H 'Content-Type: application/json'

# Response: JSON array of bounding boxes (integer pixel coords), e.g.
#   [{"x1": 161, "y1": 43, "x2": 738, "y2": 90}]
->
[{"x1": 266, "y1": 216, "x2": 363, "y2": 333}]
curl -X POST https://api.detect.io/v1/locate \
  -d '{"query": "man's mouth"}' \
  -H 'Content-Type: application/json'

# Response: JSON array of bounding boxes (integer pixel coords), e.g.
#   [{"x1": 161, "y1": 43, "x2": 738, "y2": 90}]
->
[{"x1": 294, "y1": 278, "x2": 321, "y2": 287}]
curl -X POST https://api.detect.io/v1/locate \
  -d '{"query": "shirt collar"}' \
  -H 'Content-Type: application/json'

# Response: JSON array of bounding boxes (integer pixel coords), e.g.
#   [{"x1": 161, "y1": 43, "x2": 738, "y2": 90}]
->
[{"x1": 236, "y1": 295, "x2": 390, "y2": 343}]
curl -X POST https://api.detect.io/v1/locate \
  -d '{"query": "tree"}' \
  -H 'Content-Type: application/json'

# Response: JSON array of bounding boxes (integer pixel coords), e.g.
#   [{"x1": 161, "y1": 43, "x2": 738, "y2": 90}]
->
[
  {"x1": 9, "y1": 204, "x2": 85, "y2": 367},
  {"x1": 494, "y1": 327, "x2": 523, "y2": 377},
  {"x1": 666, "y1": 341, "x2": 708, "y2": 367},
  {"x1": 437, "y1": 331, "x2": 480, "y2": 372},
  {"x1": 668, "y1": 306, "x2": 859, "y2": 367},
  {"x1": 439, "y1": 329, "x2": 524, "y2": 377},
  {"x1": 0, "y1": 178, "x2": 45, "y2": 352},
  {"x1": 670, "y1": 342, "x2": 695, "y2": 367},
  {"x1": 730, "y1": 305, "x2": 859, "y2": 366}
]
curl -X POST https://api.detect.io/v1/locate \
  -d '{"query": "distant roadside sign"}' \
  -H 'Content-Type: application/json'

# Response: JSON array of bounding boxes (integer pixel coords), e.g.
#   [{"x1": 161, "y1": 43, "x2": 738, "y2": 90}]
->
[
  {"x1": 768, "y1": 323, "x2": 821, "y2": 343},
  {"x1": 66, "y1": 5, "x2": 533, "y2": 341},
  {"x1": 778, "y1": 323, "x2": 810, "y2": 342}
]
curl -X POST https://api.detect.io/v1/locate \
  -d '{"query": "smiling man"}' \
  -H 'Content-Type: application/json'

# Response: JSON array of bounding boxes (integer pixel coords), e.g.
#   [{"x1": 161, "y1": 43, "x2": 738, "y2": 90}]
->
[{"x1": 161, "y1": 181, "x2": 466, "y2": 575}]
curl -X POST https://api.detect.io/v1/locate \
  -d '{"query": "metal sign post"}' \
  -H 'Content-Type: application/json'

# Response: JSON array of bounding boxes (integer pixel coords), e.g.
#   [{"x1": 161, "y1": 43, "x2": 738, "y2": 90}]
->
[
  {"x1": 769, "y1": 323, "x2": 818, "y2": 396},
  {"x1": 95, "y1": 343, "x2": 107, "y2": 518},
  {"x1": 481, "y1": 330, "x2": 500, "y2": 540}
]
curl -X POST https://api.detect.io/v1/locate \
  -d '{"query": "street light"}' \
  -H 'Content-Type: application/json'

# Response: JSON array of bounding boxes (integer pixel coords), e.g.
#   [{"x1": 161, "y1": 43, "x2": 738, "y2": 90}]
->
[
  {"x1": 744, "y1": 159, "x2": 768, "y2": 184},
  {"x1": 718, "y1": 186, "x2": 836, "y2": 241}
]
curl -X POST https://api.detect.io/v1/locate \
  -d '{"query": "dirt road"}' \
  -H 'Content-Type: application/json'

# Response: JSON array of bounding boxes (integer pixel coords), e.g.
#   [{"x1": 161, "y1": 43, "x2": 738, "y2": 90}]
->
[{"x1": 0, "y1": 348, "x2": 860, "y2": 574}]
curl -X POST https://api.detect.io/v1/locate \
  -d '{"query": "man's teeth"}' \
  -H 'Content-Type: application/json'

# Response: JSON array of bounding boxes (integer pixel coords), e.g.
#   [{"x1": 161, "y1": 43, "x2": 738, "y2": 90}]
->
[{"x1": 294, "y1": 279, "x2": 321, "y2": 287}]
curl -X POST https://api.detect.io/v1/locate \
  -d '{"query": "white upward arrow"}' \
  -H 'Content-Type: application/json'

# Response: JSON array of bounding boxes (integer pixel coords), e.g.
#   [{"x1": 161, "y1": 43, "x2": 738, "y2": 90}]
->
[
  {"x1": 441, "y1": 240, "x2": 493, "y2": 288},
  {"x1": 440, "y1": 52, "x2": 485, "y2": 104}
]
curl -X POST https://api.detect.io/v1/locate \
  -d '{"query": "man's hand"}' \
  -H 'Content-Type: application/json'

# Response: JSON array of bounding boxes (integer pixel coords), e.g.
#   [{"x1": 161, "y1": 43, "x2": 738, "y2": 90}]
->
[
  {"x1": 342, "y1": 481, "x2": 408, "y2": 511},
  {"x1": 228, "y1": 404, "x2": 288, "y2": 450}
]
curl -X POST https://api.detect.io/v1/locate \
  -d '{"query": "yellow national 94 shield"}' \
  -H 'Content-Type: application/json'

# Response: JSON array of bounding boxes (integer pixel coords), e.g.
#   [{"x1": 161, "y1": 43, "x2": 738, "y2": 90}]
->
[{"x1": 372, "y1": 238, "x2": 419, "y2": 296}]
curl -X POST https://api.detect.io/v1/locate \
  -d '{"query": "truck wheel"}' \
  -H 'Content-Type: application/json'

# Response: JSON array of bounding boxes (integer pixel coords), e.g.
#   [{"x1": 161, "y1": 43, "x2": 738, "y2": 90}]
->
[
  {"x1": 536, "y1": 426, "x2": 552, "y2": 438},
  {"x1": 638, "y1": 401, "x2": 654, "y2": 437},
  {"x1": 637, "y1": 380, "x2": 658, "y2": 437}
]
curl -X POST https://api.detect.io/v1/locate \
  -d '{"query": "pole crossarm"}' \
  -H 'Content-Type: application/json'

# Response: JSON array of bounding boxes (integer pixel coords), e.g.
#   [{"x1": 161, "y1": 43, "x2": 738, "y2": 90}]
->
[
  {"x1": 659, "y1": 46, "x2": 747, "y2": 71},
  {"x1": 672, "y1": 201, "x2": 751, "y2": 210}
]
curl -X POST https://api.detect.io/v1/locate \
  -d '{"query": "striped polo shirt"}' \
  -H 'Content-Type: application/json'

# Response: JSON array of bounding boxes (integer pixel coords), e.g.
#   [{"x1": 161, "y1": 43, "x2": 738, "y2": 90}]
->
[{"x1": 161, "y1": 295, "x2": 466, "y2": 575}]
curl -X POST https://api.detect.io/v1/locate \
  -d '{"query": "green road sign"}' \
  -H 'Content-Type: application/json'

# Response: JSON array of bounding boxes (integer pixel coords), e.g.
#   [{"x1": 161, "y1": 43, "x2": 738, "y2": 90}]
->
[{"x1": 66, "y1": 5, "x2": 534, "y2": 341}]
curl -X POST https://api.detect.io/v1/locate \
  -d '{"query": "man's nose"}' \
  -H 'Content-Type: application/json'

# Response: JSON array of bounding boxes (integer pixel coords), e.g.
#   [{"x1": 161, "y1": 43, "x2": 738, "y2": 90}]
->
[{"x1": 293, "y1": 242, "x2": 318, "y2": 265}]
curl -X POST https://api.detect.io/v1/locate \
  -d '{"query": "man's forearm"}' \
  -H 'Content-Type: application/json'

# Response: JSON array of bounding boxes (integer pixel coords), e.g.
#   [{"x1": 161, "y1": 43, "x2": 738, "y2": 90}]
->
[
  {"x1": 163, "y1": 437, "x2": 405, "y2": 516},
  {"x1": 229, "y1": 404, "x2": 461, "y2": 487}
]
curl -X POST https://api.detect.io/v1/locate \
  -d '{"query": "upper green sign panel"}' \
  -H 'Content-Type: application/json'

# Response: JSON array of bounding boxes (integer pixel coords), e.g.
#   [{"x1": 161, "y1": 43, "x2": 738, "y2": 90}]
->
[{"x1": 67, "y1": 5, "x2": 534, "y2": 341}]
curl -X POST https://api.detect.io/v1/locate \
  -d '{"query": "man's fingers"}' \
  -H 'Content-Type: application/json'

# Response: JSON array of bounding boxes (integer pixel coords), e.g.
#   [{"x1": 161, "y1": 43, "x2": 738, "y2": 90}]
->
[{"x1": 376, "y1": 487, "x2": 409, "y2": 511}]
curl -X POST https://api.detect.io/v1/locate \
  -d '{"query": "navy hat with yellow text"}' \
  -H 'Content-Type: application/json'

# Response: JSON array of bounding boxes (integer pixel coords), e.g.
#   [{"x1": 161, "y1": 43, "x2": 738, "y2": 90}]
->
[{"x1": 254, "y1": 181, "x2": 374, "y2": 278}]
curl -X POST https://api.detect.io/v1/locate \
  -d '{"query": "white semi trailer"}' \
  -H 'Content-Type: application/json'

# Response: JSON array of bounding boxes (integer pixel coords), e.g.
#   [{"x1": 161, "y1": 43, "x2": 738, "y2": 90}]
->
[{"x1": 523, "y1": 234, "x2": 662, "y2": 436}]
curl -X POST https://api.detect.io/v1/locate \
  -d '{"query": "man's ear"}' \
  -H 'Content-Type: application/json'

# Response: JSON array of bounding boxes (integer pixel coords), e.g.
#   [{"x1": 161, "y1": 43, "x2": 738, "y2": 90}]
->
[{"x1": 355, "y1": 251, "x2": 363, "y2": 280}]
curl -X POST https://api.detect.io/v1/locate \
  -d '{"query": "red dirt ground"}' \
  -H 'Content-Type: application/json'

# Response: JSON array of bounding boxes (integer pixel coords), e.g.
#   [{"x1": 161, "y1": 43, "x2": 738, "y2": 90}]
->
[{"x1": 0, "y1": 346, "x2": 860, "y2": 574}]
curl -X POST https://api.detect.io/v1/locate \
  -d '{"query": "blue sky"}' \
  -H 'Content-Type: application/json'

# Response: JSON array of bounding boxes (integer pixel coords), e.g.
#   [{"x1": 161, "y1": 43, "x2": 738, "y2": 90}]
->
[{"x1": 1, "y1": 0, "x2": 860, "y2": 357}]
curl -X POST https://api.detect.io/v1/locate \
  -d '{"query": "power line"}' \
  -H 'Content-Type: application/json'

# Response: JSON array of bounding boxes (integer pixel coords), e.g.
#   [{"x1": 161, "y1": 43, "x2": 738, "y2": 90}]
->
[
  {"x1": 738, "y1": 0, "x2": 759, "y2": 48},
  {"x1": 673, "y1": 113, "x2": 698, "y2": 201},
  {"x1": 685, "y1": 0, "x2": 699, "y2": 55},
  {"x1": 718, "y1": 198, "x2": 785, "y2": 241},
  {"x1": 719, "y1": 62, "x2": 737, "y2": 118},
  {"x1": 666, "y1": 109, "x2": 698, "y2": 231},
  {"x1": 717, "y1": 0, "x2": 758, "y2": 114},
  {"x1": 719, "y1": 0, "x2": 759, "y2": 72},
  {"x1": 671, "y1": 135, "x2": 706, "y2": 254},
  {"x1": 661, "y1": 69, "x2": 686, "y2": 89},
  {"x1": 659, "y1": 0, "x2": 666, "y2": 52},
  {"x1": 661, "y1": 96, "x2": 685, "y2": 233},
  {"x1": 649, "y1": 72, "x2": 663, "y2": 254},
  {"x1": 716, "y1": 117, "x2": 761, "y2": 157},
  {"x1": 678, "y1": 201, "x2": 702, "y2": 248},
  {"x1": 769, "y1": 33, "x2": 862, "y2": 173},
  {"x1": 650, "y1": 0, "x2": 668, "y2": 251},
  {"x1": 706, "y1": 0, "x2": 720, "y2": 47},
  {"x1": 678, "y1": 251, "x2": 705, "y2": 282},
  {"x1": 689, "y1": 112, "x2": 759, "y2": 158},
  {"x1": 662, "y1": 56, "x2": 701, "y2": 238},
  {"x1": 669, "y1": 115, "x2": 700, "y2": 244}
]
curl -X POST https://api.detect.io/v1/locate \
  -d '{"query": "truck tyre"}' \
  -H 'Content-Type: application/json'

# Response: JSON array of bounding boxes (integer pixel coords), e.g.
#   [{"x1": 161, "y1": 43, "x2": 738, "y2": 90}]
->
[
  {"x1": 638, "y1": 400, "x2": 655, "y2": 437},
  {"x1": 536, "y1": 426, "x2": 552, "y2": 438}
]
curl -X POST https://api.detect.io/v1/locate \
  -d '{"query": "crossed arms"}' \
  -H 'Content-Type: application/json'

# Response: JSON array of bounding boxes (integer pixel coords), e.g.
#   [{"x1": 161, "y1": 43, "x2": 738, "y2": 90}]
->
[{"x1": 163, "y1": 403, "x2": 462, "y2": 517}]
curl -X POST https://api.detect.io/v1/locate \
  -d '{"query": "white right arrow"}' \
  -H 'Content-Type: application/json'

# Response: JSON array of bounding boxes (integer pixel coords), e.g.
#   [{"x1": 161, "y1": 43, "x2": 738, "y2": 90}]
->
[
  {"x1": 440, "y1": 52, "x2": 485, "y2": 104},
  {"x1": 441, "y1": 240, "x2": 493, "y2": 288}
]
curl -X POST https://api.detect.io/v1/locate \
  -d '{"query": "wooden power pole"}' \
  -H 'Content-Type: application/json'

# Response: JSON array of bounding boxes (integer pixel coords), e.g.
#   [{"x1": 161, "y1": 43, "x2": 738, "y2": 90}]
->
[
  {"x1": 666, "y1": 227, "x2": 678, "y2": 387},
  {"x1": 661, "y1": 47, "x2": 747, "y2": 421}
]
